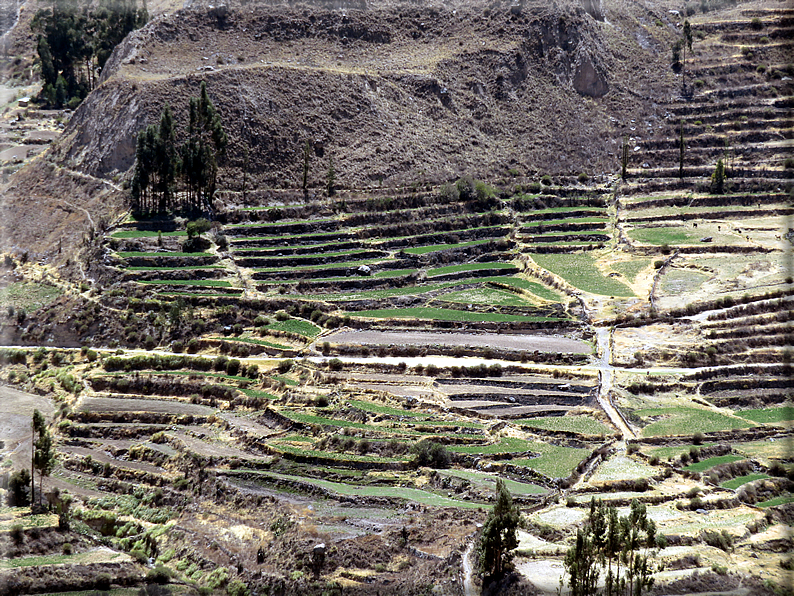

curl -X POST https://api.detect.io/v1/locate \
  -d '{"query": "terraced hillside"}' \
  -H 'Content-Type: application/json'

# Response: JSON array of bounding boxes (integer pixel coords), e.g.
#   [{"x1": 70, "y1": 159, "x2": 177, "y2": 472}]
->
[{"x1": 0, "y1": 0, "x2": 792, "y2": 595}]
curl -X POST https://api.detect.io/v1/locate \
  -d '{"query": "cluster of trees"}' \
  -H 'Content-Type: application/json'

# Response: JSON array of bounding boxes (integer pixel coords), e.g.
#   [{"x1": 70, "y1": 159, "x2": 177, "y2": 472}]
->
[
  {"x1": 564, "y1": 498, "x2": 659, "y2": 596},
  {"x1": 131, "y1": 82, "x2": 228, "y2": 216},
  {"x1": 478, "y1": 479, "x2": 520, "y2": 578},
  {"x1": 7, "y1": 410, "x2": 56, "y2": 508},
  {"x1": 33, "y1": 0, "x2": 147, "y2": 109}
]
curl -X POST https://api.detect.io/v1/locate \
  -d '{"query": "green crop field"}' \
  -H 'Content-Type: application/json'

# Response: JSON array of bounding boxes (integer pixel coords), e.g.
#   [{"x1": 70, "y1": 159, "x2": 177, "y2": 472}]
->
[
  {"x1": 441, "y1": 286, "x2": 533, "y2": 307},
  {"x1": 531, "y1": 253, "x2": 634, "y2": 297},
  {"x1": 636, "y1": 406, "x2": 755, "y2": 437},
  {"x1": 482, "y1": 277, "x2": 563, "y2": 302},
  {"x1": 427, "y1": 262, "x2": 517, "y2": 277},
  {"x1": 644, "y1": 443, "x2": 716, "y2": 460},
  {"x1": 514, "y1": 415, "x2": 614, "y2": 436},
  {"x1": 138, "y1": 279, "x2": 232, "y2": 287},
  {"x1": 211, "y1": 336, "x2": 292, "y2": 350},
  {"x1": 721, "y1": 473, "x2": 768, "y2": 490},
  {"x1": 610, "y1": 260, "x2": 651, "y2": 283},
  {"x1": 0, "y1": 282, "x2": 63, "y2": 312},
  {"x1": 627, "y1": 227, "x2": 699, "y2": 245},
  {"x1": 348, "y1": 307, "x2": 561, "y2": 323},
  {"x1": 111, "y1": 230, "x2": 187, "y2": 238},
  {"x1": 448, "y1": 436, "x2": 533, "y2": 455},
  {"x1": 235, "y1": 470, "x2": 484, "y2": 508},
  {"x1": 346, "y1": 399, "x2": 428, "y2": 418},
  {"x1": 266, "y1": 319, "x2": 321, "y2": 337},
  {"x1": 438, "y1": 469, "x2": 547, "y2": 495},
  {"x1": 756, "y1": 495, "x2": 794, "y2": 508},
  {"x1": 403, "y1": 239, "x2": 493, "y2": 255},
  {"x1": 510, "y1": 442, "x2": 590, "y2": 479},
  {"x1": 119, "y1": 251, "x2": 212, "y2": 257},
  {"x1": 127, "y1": 265, "x2": 222, "y2": 271},
  {"x1": 684, "y1": 454, "x2": 745, "y2": 472},
  {"x1": 736, "y1": 406, "x2": 794, "y2": 424}
]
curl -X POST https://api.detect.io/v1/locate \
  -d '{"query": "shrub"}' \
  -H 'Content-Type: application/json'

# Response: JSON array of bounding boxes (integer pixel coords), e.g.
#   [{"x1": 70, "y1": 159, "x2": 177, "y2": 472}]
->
[
  {"x1": 702, "y1": 529, "x2": 733, "y2": 552},
  {"x1": 328, "y1": 358, "x2": 343, "y2": 372},
  {"x1": 278, "y1": 359, "x2": 293, "y2": 374},
  {"x1": 147, "y1": 566, "x2": 172, "y2": 584},
  {"x1": 410, "y1": 439, "x2": 450, "y2": 468},
  {"x1": 275, "y1": 311, "x2": 290, "y2": 322},
  {"x1": 577, "y1": 172, "x2": 589, "y2": 183},
  {"x1": 226, "y1": 358, "x2": 241, "y2": 376},
  {"x1": 750, "y1": 17, "x2": 763, "y2": 30},
  {"x1": 540, "y1": 174, "x2": 552, "y2": 186}
]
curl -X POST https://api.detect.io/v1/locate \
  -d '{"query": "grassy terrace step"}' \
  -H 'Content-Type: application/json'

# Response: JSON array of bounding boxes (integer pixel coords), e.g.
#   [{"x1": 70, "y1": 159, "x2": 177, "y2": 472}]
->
[
  {"x1": 439, "y1": 286, "x2": 535, "y2": 307},
  {"x1": 531, "y1": 253, "x2": 634, "y2": 297},
  {"x1": 126, "y1": 265, "x2": 224, "y2": 271},
  {"x1": 515, "y1": 207, "x2": 607, "y2": 218},
  {"x1": 209, "y1": 336, "x2": 292, "y2": 350},
  {"x1": 112, "y1": 229, "x2": 187, "y2": 238},
  {"x1": 427, "y1": 262, "x2": 517, "y2": 277},
  {"x1": 635, "y1": 406, "x2": 755, "y2": 437},
  {"x1": 232, "y1": 240, "x2": 362, "y2": 256},
  {"x1": 403, "y1": 238, "x2": 494, "y2": 255},
  {"x1": 266, "y1": 319, "x2": 321, "y2": 337},
  {"x1": 252, "y1": 259, "x2": 398, "y2": 279},
  {"x1": 277, "y1": 410, "x2": 472, "y2": 438},
  {"x1": 346, "y1": 307, "x2": 561, "y2": 323},
  {"x1": 520, "y1": 232, "x2": 610, "y2": 243},
  {"x1": 230, "y1": 230, "x2": 357, "y2": 247},
  {"x1": 448, "y1": 438, "x2": 589, "y2": 479},
  {"x1": 376, "y1": 225, "x2": 511, "y2": 250},
  {"x1": 513, "y1": 415, "x2": 615, "y2": 435},
  {"x1": 137, "y1": 279, "x2": 233, "y2": 287},
  {"x1": 520, "y1": 217, "x2": 608, "y2": 228},
  {"x1": 118, "y1": 251, "x2": 214, "y2": 258},
  {"x1": 228, "y1": 469, "x2": 483, "y2": 508},
  {"x1": 294, "y1": 275, "x2": 563, "y2": 303},
  {"x1": 237, "y1": 249, "x2": 388, "y2": 269},
  {"x1": 439, "y1": 469, "x2": 547, "y2": 495},
  {"x1": 684, "y1": 455, "x2": 746, "y2": 472},
  {"x1": 736, "y1": 406, "x2": 794, "y2": 424},
  {"x1": 721, "y1": 473, "x2": 769, "y2": 490}
]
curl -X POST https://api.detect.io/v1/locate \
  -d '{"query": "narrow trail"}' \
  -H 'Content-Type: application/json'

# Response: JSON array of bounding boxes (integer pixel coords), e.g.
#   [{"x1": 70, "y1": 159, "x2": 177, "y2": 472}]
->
[
  {"x1": 462, "y1": 539, "x2": 476, "y2": 596},
  {"x1": 595, "y1": 327, "x2": 635, "y2": 440}
]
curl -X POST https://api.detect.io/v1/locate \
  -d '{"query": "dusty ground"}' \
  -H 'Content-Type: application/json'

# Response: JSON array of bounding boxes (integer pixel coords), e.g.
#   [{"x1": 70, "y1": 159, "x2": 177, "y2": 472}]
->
[
  {"x1": 0, "y1": 383, "x2": 54, "y2": 470},
  {"x1": 324, "y1": 329, "x2": 591, "y2": 353}
]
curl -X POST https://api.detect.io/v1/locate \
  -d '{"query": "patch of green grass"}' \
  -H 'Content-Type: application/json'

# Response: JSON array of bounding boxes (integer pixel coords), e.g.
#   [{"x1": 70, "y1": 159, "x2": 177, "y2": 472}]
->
[
  {"x1": 404, "y1": 239, "x2": 493, "y2": 255},
  {"x1": 373, "y1": 268, "x2": 417, "y2": 278},
  {"x1": 127, "y1": 265, "x2": 222, "y2": 271},
  {"x1": 238, "y1": 387, "x2": 279, "y2": 400},
  {"x1": 347, "y1": 399, "x2": 428, "y2": 418},
  {"x1": 254, "y1": 258, "x2": 392, "y2": 273},
  {"x1": 522, "y1": 217, "x2": 608, "y2": 228},
  {"x1": 483, "y1": 277, "x2": 562, "y2": 302},
  {"x1": 441, "y1": 286, "x2": 532, "y2": 307},
  {"x1": 439, "y1": 469, "x2": 546, "y2": 495},
  {"x1": 611, "y1": 260, "x2": 651, "y2": 283},
  {"x1": 514, "y1": 415, "x2": 614, "y2": 436},
  {"x1": 211, "y1": 336, "x2": 291, "y2": 350},
  {"x1": 448, "y1": 436, "x2": 534, "y2": 455},
  {"x1": 627, "y1": 227, "x2": 698, "y2": 245},
  {"x1": 510, "y1": 442, "x2": 590, "y2": 479},
  {"x1": 138, "y1": 279, "x2": 232, "y2": 287},
  {"x1": 531, "y1": 253, "x2": 634, "y2": 297},
  {"x1": 645, "y1": 443, "x2": 716, "y2": 459},
  {"x1": 427, "y1": 262, "x2": 517, "y2": 277},
  {"x1": 684, "y1": 454, "x2": 745, "y2": 472},
  {"x1": 637, "y1": 407, "x2": 755, "y2": 437},
  {"x1": 236, "y1": 469, "x2": 483, "y2": 508},
  {"x1": 111, "y1": 230, "x2": 186, "y2": 238},
  {"x1": 119, "y1": 251, "x2": 212, "y2": 257},
  {"x1": 756, "y1": 495, "x2": 794, "y2": 508},
  {"x1": 736, "y1": 406, "x2": 794, "y2": 424},
  {"x1": 266, "y1": 319, "x2": 321, "y2": 337},
  {"x1": 348, "y1": 307, "x2": 561, "y2": 323},
  {"x1": 0, "y1": 282, "x2": 63, "y2": 312},
  {"x1": 720, "y1": 473, "x2": 768, "y2": 490},
  {"x1": 271, "y1": 375, "x2": 299, "y2": 386}
]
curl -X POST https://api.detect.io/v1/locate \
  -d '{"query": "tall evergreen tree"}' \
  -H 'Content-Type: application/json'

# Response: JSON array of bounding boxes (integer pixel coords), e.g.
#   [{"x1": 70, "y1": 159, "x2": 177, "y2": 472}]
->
[{"x1": 478, "y1": 479, "x2": 520, "y2": 577}]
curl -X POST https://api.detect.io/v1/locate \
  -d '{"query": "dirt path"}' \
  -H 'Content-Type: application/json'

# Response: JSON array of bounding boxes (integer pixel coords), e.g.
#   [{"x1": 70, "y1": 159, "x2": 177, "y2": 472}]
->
[
  {"x1": 462, "y1": 539, "x2": 477, "y2": 596},
  {"x1": 595, "y1": 327, "x2": 635, "y2": 440}
]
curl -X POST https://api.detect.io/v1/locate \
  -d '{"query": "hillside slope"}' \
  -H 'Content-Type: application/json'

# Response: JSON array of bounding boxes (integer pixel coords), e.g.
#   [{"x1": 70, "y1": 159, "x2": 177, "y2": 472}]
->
[{"x1": 1, "y1": 0, "x2": 682, "y2": 263}]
